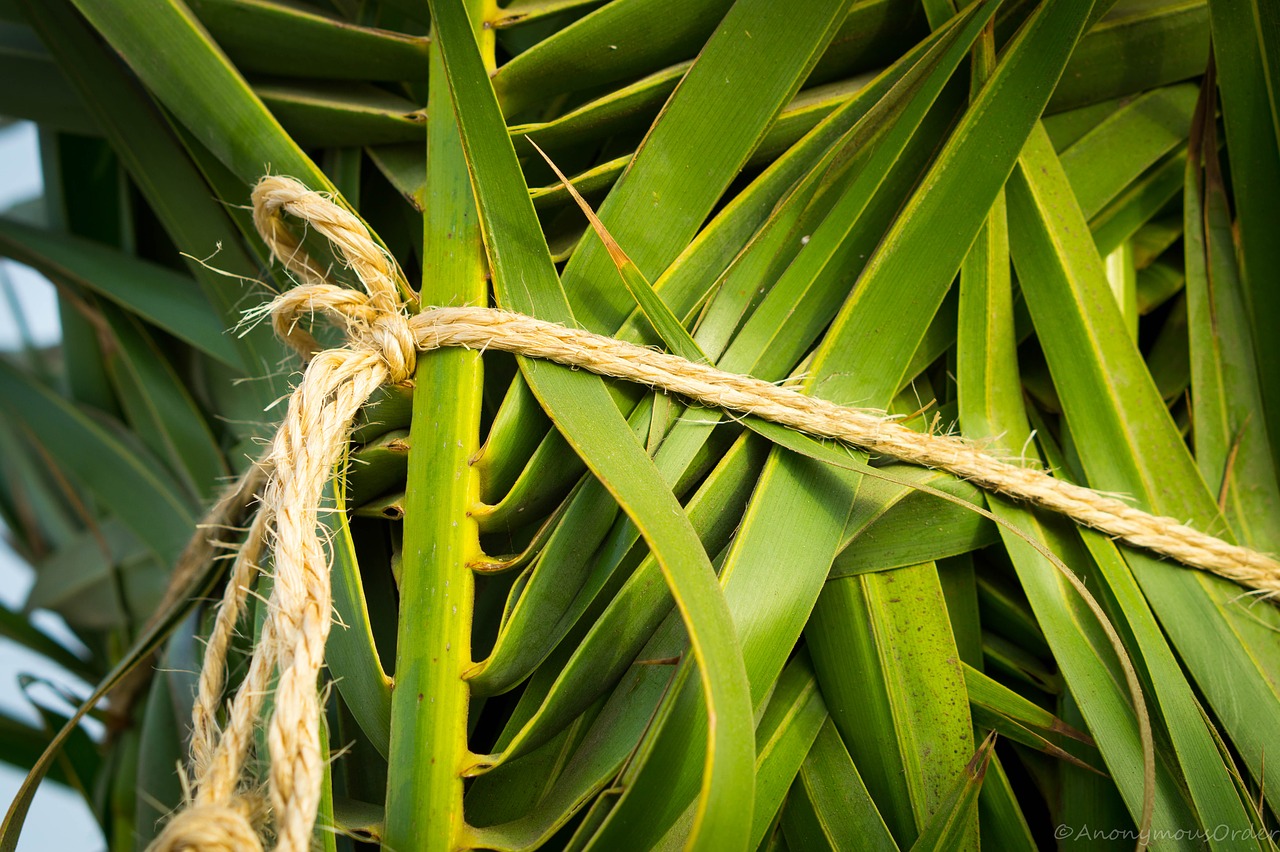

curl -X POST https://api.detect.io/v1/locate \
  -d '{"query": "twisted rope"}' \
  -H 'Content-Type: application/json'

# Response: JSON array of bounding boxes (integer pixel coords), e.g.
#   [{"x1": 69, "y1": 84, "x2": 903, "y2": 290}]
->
[
  {"x1": 153, "y1": 176, "x2": 1280, "y2": 850},
  {"x1": 407, "y1": 308, "x2": 1279, "y2": 589},
  {"x1": 153, "y1": 177, "x2": 414, "y2": 851}
]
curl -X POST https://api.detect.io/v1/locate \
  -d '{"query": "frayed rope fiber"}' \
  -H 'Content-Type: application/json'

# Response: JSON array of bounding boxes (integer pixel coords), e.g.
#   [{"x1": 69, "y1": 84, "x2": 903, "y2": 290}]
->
[{"x1": 152, "y1": 176, "x2": 1280, "y2": 850}]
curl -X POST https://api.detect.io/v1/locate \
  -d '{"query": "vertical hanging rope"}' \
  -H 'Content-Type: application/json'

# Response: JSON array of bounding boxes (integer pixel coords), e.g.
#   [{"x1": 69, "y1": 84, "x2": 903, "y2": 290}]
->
[
  {"x1": 152, "y1": 176, "x2": 1279, "y2": 851},
  {"x1": 153, "y1": 177, "x2": 416, "y2": 851}
]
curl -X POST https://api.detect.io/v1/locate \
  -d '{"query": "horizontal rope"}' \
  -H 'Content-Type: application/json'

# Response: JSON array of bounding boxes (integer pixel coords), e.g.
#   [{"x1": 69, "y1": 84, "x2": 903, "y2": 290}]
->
[{"x1": 405, "y1": 306, "x2": 1280, "y2": 592}]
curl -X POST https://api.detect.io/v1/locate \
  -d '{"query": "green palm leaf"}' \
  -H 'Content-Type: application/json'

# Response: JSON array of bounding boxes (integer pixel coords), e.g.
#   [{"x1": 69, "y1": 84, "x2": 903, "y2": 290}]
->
[{"x1": 2, "y1": 1, "x2": 1278, "y2": 849}]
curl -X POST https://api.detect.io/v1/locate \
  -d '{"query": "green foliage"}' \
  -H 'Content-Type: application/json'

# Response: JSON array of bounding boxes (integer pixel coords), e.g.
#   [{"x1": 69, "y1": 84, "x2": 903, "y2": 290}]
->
[{"x1": 0, "y1": 0, "x2": 1277, "y2": 849}]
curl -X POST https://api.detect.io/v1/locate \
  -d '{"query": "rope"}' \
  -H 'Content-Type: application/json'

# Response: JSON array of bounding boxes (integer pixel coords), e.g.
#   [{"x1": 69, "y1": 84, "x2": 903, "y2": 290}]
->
[
  {"x1": 407, "y1": 307, "x2": 1279, "y2": 588},
  {"x1": 152, "y1": 176, "x2": 1280, "y2": 850},
  {"x1": 153, "y1": 177, "x2": 412, "y2": 851}
]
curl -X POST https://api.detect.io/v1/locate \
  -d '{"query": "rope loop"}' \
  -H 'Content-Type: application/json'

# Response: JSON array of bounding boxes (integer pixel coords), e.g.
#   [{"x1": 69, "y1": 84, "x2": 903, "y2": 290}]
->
[{"x1": 252, "y1": 175, "x2": 416, "y2": 382}]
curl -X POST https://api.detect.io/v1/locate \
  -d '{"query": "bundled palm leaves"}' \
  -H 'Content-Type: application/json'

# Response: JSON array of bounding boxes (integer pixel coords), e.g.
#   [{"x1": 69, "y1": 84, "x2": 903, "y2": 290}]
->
[{"x1": 0, "y1": 0, "x2": 1278, "y2": 848}]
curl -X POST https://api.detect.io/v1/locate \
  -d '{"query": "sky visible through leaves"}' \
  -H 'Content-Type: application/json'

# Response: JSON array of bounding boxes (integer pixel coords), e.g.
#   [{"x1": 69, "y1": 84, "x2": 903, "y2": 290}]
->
[{"x1": 0, "y1": 120, "x2": 101, "y2": 851}]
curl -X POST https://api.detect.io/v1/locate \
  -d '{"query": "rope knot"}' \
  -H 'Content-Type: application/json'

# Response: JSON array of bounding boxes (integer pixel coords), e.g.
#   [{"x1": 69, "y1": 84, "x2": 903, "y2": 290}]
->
[
  {"x1": 369, "y1": 309, "x2": 417, "y2": 384},
  {"x1": 262, "y1": 281, "x2": 416, "y2": 384}
]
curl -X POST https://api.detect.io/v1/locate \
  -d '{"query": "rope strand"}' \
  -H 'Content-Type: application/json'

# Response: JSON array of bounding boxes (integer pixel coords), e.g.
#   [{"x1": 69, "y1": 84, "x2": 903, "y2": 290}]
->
[{"x1": 152, "y1": 176, "x2": 1280, "y2": 850}]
